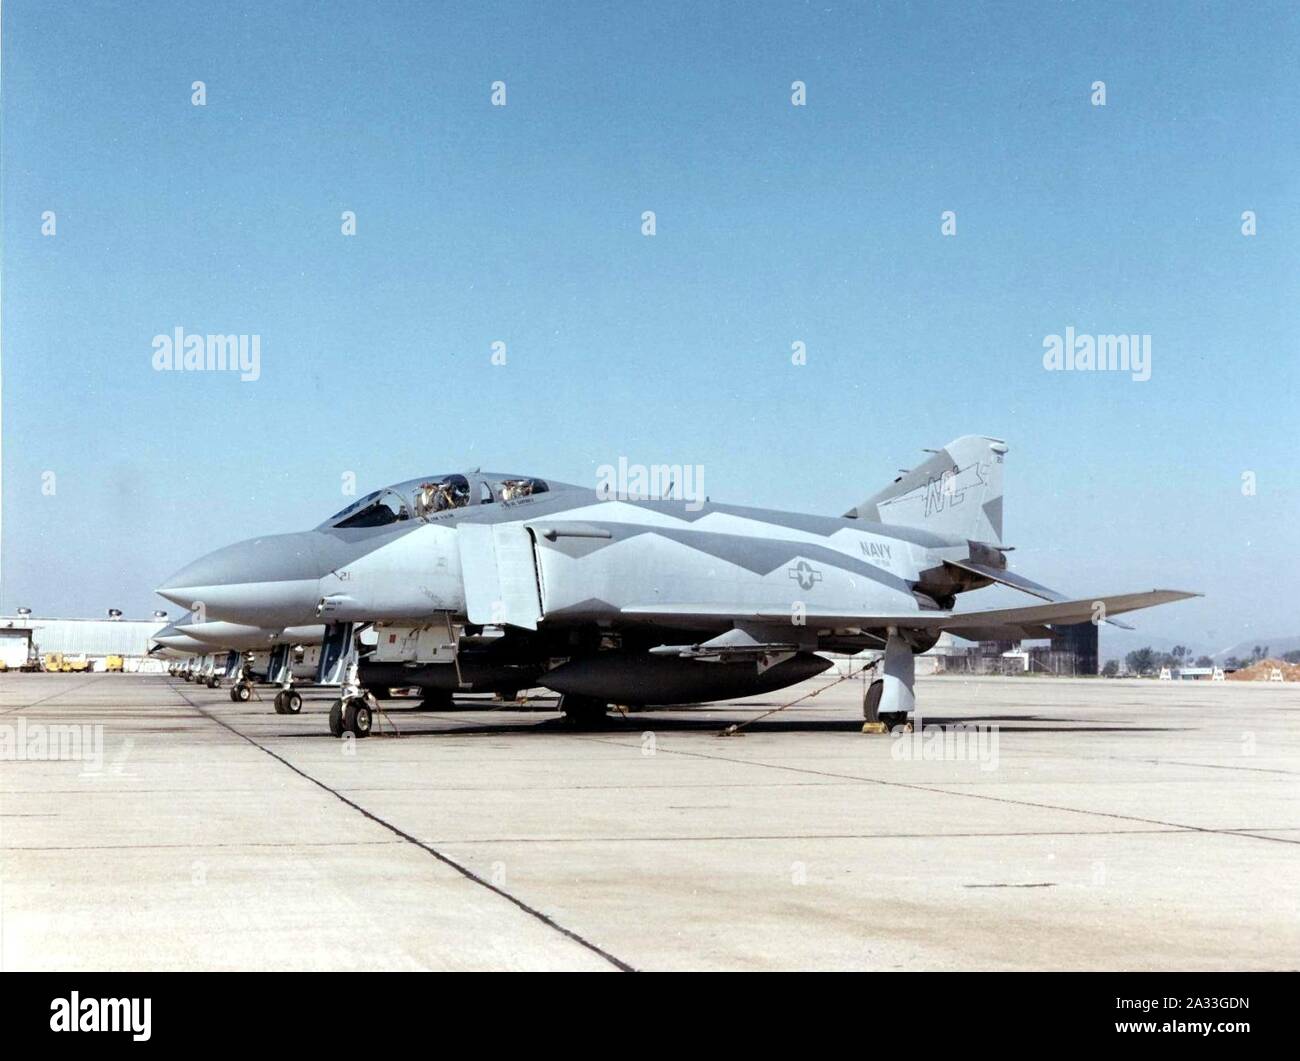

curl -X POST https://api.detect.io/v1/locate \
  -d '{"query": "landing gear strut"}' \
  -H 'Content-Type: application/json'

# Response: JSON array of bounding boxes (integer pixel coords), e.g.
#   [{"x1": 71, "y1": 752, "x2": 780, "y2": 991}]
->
[
  {"x1": 329, "y1": 656, "x2": 372, "y2": 737},
  {"x1": 863, "y1": 628, "x2": 916, "y2": 732},
  {"x1": 270, "y1": 651, "x2": 302, "y2": 714},
  {"x1": 228, "y1": 655, "x2": 254, "y2": 703}
]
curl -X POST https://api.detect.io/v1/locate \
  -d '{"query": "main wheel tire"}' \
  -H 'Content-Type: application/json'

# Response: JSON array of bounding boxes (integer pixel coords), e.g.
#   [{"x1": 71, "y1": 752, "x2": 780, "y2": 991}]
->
[
  {"x1": 273, "y1": 690, "x2": 287, "y2": 714},
  {"x1": 863, "y1": 679, "x2": 884, "y2": 722},
  {"x1": 283, "y1": 691, "x2": 302, "y2": 715},
  {"x1": 229, "y1": 686, "x2": 240, "y2": 702},
  {"x1": 234, "y1": 684, "x2": 252, "y2": 703},
  {"x1": 344, "y1": 701, "x2": 372, "y2": 737},
  {"x1": 328, "y1": 699, "x2": 345, "y2": 737}
]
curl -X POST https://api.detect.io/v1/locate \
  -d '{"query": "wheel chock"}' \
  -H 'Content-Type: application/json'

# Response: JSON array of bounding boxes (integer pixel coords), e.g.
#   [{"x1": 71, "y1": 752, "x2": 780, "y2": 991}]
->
[{"x1": 861, "y1": 721, "x2": 889, "y2": 734}]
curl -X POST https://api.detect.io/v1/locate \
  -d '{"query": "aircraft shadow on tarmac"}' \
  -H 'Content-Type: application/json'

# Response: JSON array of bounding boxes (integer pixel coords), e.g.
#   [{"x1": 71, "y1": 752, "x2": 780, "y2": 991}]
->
[{"x1": 272, "y1": 703, "x2": 1183, "y2": 738}]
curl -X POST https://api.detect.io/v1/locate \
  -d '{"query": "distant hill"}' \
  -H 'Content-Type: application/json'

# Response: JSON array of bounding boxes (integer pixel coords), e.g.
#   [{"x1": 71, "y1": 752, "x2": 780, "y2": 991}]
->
[
  {"x1": 1097, "y1": 628, "x2": 1214, "y2": 664},
  {"x1": 1210, "y1": 635, "x2": 1300, "y2": 663},
  {"x1": 1091, "y1": 629, "x2": 1300, "y2": 665}
]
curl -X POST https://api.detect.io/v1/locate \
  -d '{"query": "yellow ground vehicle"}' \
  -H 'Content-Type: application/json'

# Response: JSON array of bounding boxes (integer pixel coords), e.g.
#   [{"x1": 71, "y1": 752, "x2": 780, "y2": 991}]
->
[
  {"x1": 42, "y1": 653, "x2": 89, "y2": 673},
  {"x1": 105, "y1": 655, "x2": 125, "y2": 673}
]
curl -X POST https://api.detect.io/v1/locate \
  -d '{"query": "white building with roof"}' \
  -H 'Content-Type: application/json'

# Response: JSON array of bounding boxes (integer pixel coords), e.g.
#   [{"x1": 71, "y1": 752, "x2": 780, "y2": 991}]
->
[{"x1": 0, "y1": 615, "x2": 171, "y2": 671}]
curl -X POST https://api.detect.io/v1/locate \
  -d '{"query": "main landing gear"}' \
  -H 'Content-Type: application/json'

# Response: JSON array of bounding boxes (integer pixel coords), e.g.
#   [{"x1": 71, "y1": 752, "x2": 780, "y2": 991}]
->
[
  {"x1": 862, "y1": 680, "x2": 909, "y2": 731},
  {"x1": 862, "y1": 628, "x2": 917, "y2": 733}
]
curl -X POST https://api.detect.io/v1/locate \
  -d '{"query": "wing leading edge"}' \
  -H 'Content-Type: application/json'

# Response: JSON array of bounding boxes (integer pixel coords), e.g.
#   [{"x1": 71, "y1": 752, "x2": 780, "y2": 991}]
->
[
  {"x1": 942, "y1": 558, "x2": 1136, "y2": 630},
  {"x1": 621, "y1": 589, "x2": 1200, "y2": 640}
]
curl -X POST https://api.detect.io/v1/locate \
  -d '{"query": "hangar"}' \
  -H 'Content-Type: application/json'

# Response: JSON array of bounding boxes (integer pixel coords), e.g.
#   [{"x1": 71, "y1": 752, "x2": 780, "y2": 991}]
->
[{"x1": 0, "y1": 614, "x2": 170, "y2": 672}]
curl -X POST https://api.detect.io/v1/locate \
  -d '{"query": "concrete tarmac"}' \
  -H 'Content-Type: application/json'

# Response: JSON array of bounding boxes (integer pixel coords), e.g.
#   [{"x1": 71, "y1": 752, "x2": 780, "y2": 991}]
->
[{"x1": 2, "y1": 672, "x2": 1297, "y2": 970}]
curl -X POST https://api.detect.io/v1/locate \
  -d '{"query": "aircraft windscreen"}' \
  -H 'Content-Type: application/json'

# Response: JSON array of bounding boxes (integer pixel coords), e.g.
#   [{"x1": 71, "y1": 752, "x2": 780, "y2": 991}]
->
[
  {"x1": 322, "y1": 474, "x2": 551, "y2": 528},
  {"x1": 325, "y1": 490, "x2": 381, "y2": 524},
  {"x1": 327, "y1": 489, "x2": 412, "y2": 528}
]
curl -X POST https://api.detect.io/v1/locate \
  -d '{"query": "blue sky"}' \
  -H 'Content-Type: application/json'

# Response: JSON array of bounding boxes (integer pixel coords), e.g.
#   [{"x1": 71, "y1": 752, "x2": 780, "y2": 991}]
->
[{"x1": 3, "y1": 0, "x2": 1297, "y2": 651}]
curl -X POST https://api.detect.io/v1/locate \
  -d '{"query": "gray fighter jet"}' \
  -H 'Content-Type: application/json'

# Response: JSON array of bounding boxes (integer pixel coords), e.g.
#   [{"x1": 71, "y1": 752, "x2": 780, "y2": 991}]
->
[
  {"x1": 152, "y1": 613, "x2": 331, "y2": 711},
  {"x1": 176, "y1": 619, "x2": 331, "y2": 711},
  {"x1": 151, "y1": 615, "x2": 226, "y2": 684},
  {"x1": 158, "y1": 436, "x2": 1197, "y2": 737}
]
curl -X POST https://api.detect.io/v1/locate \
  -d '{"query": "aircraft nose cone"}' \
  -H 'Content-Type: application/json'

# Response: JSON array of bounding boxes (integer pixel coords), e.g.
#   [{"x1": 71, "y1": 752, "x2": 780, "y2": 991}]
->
[
  {"x1": 157, "y1": 531, "x2": 328, "y2": 626},
  {"x1": 153, "y1": 632, "x2": 209, "y2": 653}
]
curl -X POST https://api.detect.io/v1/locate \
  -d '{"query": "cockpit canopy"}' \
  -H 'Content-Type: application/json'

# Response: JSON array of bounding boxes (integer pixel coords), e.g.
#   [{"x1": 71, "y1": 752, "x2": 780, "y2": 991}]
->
[{"x1": 322, "y1": 474, "x2": 550, "y2": 529}]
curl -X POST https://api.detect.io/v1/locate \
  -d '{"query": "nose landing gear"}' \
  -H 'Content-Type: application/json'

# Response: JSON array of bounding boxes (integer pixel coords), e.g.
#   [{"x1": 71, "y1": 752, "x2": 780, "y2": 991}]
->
[
  {"x1": 273, "y1": 689, "x2": 303, "y2": 714},
  {"x1": 329, "y1": 697, "x2": 373, "y2": 738},
  {"x1": 227, "y1": 655, "x2": 255, "y2": 703},
  {"x1": 328, "y1": 655, "x2": 374, "y2": 738}
]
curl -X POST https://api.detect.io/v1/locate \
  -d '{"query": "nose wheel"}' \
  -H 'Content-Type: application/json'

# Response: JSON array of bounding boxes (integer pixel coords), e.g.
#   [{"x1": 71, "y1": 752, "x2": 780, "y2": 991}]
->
[
  {"x1": 229, "y1": 682, "x2": 253, "y2": 703},
  {"x1": 329, "y1": 697, "x2": 372, "y2": 738},
  {"x1": 273, "y1": 689, "x2": 303, "y2": 714}
]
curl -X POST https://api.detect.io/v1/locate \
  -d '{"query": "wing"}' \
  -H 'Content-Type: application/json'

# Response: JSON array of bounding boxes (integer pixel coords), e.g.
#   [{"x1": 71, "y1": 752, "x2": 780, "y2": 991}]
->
[
  {"x1": 622, "y1": 589, "x2": 1200, "y2": 638},
  {"x1": 943, "y1": 558, "x2": 1136, "y2": 630}
]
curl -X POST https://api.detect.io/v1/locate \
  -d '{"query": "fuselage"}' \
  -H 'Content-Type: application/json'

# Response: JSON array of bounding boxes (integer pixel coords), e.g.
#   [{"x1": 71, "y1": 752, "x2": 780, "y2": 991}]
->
[{"x1": 157, "y1": 473, "x2": 985, "y2": 644}]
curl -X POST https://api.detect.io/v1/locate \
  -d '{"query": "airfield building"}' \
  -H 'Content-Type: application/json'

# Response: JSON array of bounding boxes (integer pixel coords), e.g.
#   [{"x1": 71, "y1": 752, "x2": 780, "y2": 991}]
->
[
  {"x1": 1048, "y1": 622, "x2": 1099, "y2": 675},
  {"x1": 0, "y1": 615, "x2": 169, "y2": 671}
]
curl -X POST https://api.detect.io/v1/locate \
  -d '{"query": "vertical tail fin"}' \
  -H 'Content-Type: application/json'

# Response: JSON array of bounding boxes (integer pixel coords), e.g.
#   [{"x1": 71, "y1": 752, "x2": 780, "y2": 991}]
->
[{"x1": 845, "y1": 435, "x2": 1007, "y2": 544}]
